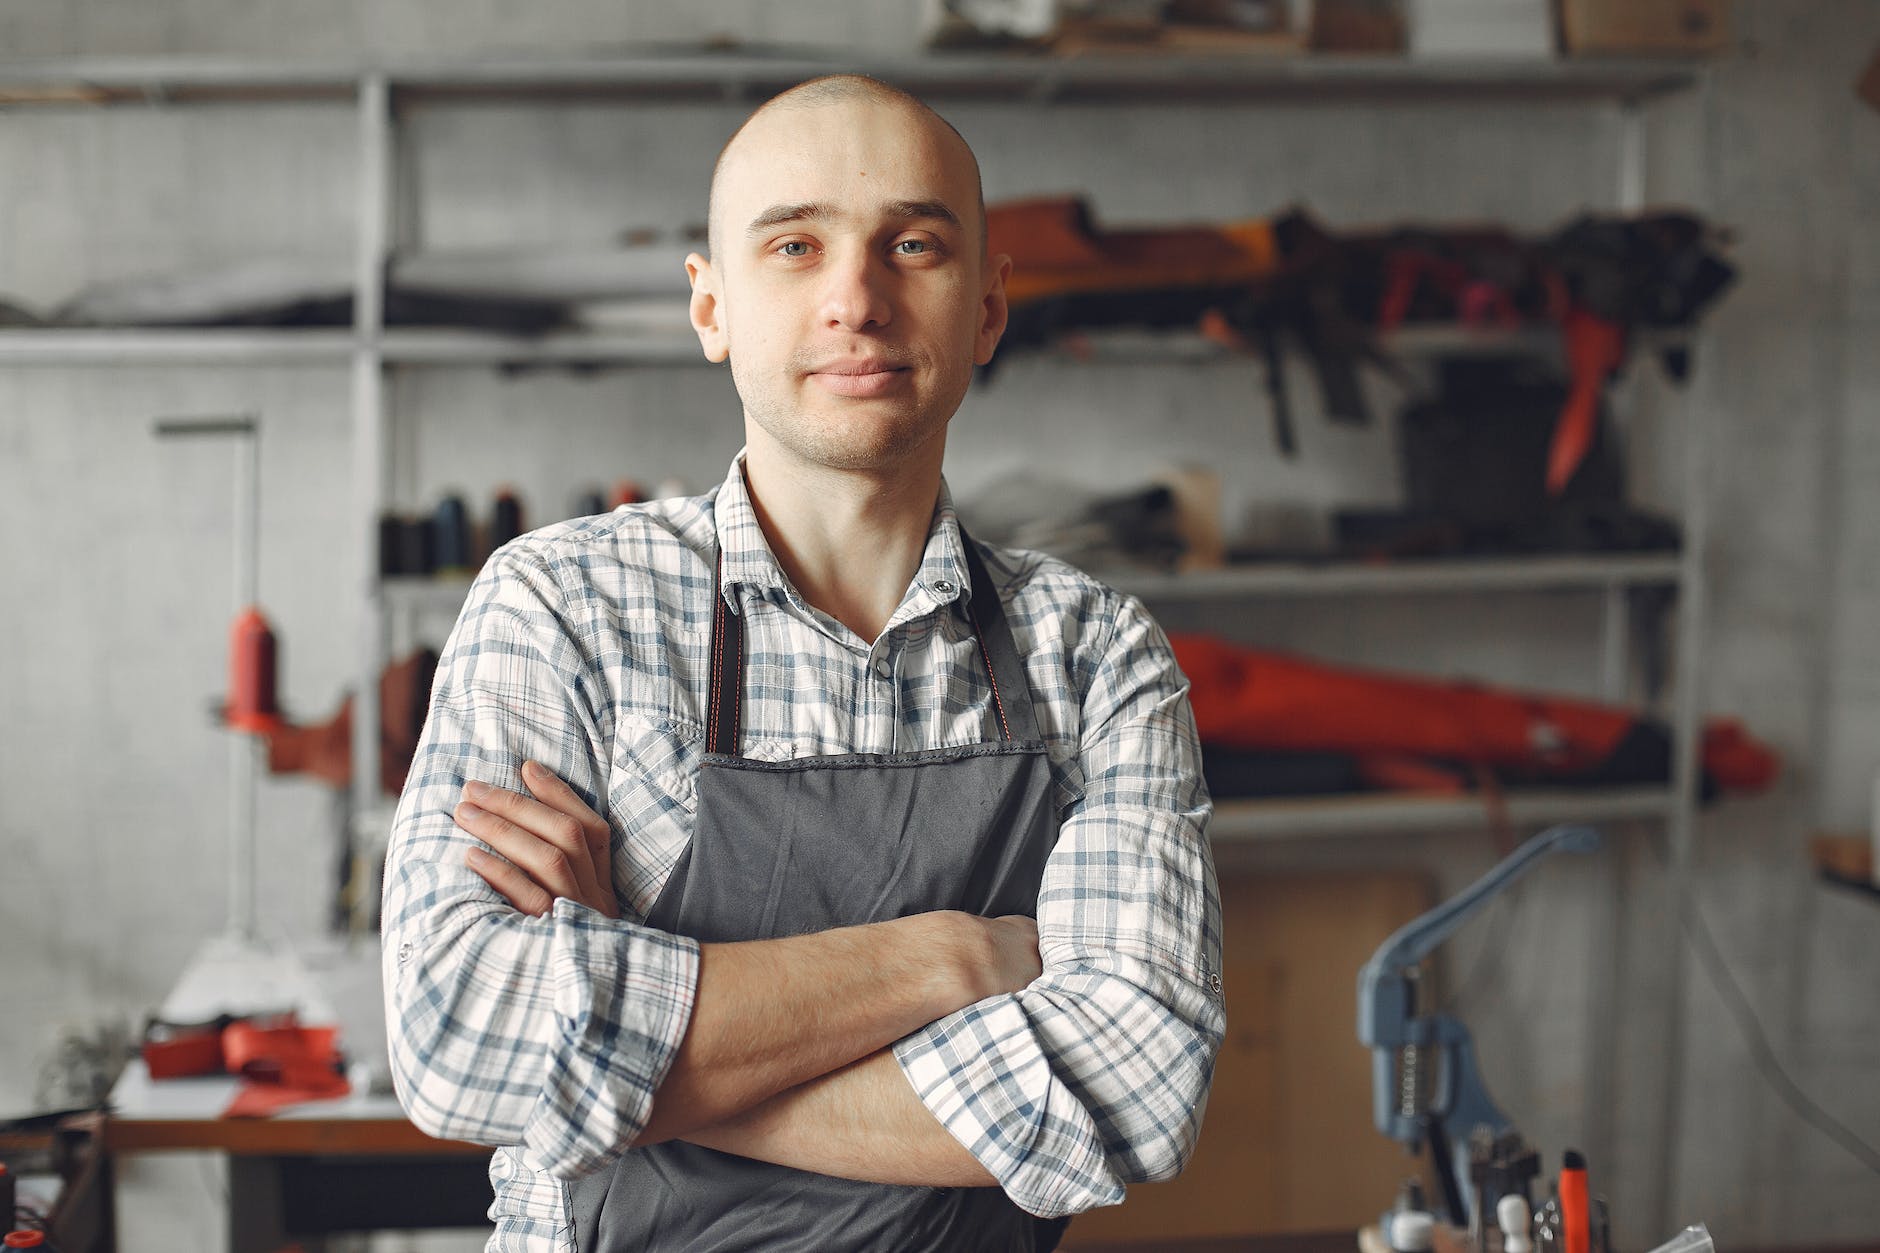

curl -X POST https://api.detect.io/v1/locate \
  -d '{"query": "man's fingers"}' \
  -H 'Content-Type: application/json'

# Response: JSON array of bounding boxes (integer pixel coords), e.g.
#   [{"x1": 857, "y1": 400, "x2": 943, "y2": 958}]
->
[
  {"x1": 519, "y1": 761, "x2": 614, "y2": 899},
  {"x1": 455, "y1": 800, "x2": 588, "y2": 901},
  {"x1": 466, "y1": 847, "x2": 555, "y2": 917},
  {"x1": 520, "y1": 760, "x2": 612, "y2": 859},
  {"x1": 459, "y1": 775, "x2": 604, "y2": 901},
  {"x1": 519, "y1": 760, "x2": 608, "y2": 832}
]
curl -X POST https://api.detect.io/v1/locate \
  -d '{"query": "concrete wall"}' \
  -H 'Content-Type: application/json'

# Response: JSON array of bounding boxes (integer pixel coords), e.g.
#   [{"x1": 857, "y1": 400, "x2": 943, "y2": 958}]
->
[{"x1": 2, "y1": 1, "x2": 1877, "y2": 1247}]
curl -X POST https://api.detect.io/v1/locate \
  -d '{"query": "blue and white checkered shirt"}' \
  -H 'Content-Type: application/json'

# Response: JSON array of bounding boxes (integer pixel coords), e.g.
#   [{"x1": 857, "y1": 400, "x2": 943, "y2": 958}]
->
[{"x1": 382, "y1": 454, "x2": 1225, "y2": 1249}]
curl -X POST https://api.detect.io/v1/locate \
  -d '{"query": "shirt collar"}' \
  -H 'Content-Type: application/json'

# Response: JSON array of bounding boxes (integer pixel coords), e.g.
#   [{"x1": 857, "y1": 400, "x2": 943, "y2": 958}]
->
[{"x1": 712, "y1": 452, "x2": 971, "y2": 619}]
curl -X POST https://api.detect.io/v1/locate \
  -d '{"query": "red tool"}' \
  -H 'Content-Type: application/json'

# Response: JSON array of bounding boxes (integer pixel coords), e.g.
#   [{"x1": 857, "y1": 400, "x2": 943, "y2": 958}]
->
[{"x1": 1559, "y1": 1148, "x2": 1590, "y2": 1253}]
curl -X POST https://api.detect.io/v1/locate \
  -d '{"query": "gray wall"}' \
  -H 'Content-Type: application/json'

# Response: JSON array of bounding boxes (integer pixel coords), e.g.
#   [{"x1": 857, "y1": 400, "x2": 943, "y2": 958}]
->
[{"x1": 2, "y1": 1, "x2": 1877, "y2": 1247}]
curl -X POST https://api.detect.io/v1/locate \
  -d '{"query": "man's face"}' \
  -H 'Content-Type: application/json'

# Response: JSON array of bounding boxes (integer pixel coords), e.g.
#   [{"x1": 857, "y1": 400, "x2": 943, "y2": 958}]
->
[{"x1": 688, "y1": 97, "x2": 1009, "y2": 474}]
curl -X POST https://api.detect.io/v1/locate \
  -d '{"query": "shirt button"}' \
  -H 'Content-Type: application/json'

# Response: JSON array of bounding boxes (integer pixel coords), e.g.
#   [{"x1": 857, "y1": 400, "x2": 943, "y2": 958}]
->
[
  {"x1": 397, "y1": 941, "x2": 414, "y2": 965},
  {"x1": 930, "y1": 578, "x2": 956, "y2": 597}
]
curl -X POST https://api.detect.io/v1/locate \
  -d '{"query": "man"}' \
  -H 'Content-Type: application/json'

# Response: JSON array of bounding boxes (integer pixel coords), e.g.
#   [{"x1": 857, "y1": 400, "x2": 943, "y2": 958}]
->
[{"x1": 382, "y1": 74, "x2": 1225, "y2": 1251}]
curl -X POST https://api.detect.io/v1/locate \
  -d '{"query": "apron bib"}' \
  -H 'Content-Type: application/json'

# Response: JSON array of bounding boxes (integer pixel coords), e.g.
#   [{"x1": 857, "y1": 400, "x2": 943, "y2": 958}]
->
[{"x1": 572, "y1": 533, "x2": 1067, "y2": 1253}]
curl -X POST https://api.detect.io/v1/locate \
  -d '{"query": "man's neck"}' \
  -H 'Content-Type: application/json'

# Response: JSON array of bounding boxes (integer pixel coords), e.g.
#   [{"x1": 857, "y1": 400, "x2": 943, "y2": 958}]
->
[{"x1": 740, "y1": 437, "x2": 945, "y2": 645}]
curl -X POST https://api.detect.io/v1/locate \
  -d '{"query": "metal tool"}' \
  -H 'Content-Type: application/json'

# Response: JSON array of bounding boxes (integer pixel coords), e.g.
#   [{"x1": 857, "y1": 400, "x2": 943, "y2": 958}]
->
[{"x1": 1358, "y1": 823, "x2": 1602, "y2": 1227}]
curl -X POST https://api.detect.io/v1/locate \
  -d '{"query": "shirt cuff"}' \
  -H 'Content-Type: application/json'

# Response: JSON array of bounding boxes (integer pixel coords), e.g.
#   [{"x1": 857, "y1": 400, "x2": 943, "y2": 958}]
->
[
  {"x1": 519, "y1": 897, "x2": 700, "y2": 1178},
  {"x1": 893, "y1": 995, "x2": 1124, "y2": 1218}
]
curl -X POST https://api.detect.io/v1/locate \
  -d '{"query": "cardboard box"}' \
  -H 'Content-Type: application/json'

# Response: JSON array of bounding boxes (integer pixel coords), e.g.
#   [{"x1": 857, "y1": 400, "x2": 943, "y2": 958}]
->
[
  {"x1": 1411, "y1": 0, "x2": 1553, "y2": 59},
  {"x1": 1556, "y1": 0, "x2": 1729, "y2": 56}
]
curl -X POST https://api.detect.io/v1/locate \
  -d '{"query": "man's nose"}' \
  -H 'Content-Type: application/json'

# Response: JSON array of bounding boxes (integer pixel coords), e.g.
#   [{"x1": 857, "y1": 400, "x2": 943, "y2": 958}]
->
[{"x1": 818, "y1": 249, "x2": 893, "y2": 332}]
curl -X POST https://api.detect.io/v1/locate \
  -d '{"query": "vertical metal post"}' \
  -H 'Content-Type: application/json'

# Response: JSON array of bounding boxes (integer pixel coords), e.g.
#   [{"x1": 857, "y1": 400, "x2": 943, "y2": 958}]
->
[
  {"x1": 231, "y1": 426, "x2": 262, "y2": 942},
  {"x1": 1585, "y1": 571, "x2": 1630, "y2": 1185},
  {"x1": 1649, "y1": 77, "x2": 1714, "y2": 1240},
  {"x1": 352, "y1": 73, "x2": 391, "y2": 839}
]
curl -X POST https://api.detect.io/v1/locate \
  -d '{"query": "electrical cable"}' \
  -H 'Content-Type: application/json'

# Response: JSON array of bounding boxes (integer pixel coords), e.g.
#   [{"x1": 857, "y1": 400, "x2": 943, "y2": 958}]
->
[{"x1": 1675, "y1": 878, "x2": 1880, "y2": 1177}]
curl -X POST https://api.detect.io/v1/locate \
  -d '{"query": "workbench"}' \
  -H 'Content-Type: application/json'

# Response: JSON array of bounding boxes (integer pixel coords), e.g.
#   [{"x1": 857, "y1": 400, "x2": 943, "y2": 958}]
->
[
  {"x1": 105, "y1": 1060, "x2": 489, "y2": 1251},
  {"x1": 102, "y1": 934, "x2": 490, "y2": 1251}
]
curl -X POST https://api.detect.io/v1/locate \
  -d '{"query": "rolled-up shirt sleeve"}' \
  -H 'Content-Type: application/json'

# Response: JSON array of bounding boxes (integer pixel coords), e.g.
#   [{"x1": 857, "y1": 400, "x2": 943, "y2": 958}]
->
[
  {"x1": 892, "y1": 591, "x2": 1226, "y2": 1218},
  {"x1": 381, "y1": 540, "x2": 699, "y2": 1179}
]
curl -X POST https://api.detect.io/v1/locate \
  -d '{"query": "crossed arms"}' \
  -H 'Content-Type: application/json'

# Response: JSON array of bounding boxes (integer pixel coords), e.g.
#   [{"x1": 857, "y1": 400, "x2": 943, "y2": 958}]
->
[
  {"x1": 459, "y1": 760, "x2": 1034, "y2": 1183},
  {"x1": 380, "y1": 540, "x2": 1225, "y2": 1216}
]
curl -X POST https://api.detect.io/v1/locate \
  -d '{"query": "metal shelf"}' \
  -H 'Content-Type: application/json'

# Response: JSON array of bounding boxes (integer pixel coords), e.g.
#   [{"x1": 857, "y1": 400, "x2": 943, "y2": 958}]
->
[
  {"x1": 379, "y1": 328, "x2": 700, "y2": 366},
  {"x1": 384, "y1": 552, "x2": 1679, "y2": 624},
  {"x1": 0, "y1": 52, "x2": 1702, "y2": 107},
  {"x1": 1210, "y1": 785, "x2": 1675, "y2": 842},
  {"x1": 1114, "y1": 552, "x2": 1682, "y2": 599},
  {"x1": 0, "y1": 328, "x2": 356, "y2": 365},
  {"x1": 0, "y1": 322, "x2": 1567, "y2": 367},
  {"x1": 382, "y1": 574, "x2": 476, "y2": 615}
]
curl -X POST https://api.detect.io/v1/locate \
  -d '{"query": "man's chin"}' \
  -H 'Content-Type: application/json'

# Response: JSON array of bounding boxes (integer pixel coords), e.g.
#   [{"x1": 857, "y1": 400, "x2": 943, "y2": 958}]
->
[{"x1": 762, "y1": 410, "x2": 944, "y2": 475}]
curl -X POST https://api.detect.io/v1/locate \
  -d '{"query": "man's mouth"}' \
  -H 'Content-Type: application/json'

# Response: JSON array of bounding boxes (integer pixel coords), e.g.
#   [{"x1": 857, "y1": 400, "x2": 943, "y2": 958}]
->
[{"x1": 807, "y1": 360, "x2": 913, "y2": 398}]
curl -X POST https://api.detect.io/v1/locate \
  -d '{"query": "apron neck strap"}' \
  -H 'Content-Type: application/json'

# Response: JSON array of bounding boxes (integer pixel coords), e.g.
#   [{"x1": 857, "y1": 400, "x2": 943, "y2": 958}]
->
[
  {"x1": 706, "y1": 529, "x2": 1041, "y2": 756},
  {"x1": 709, "y1": 549, "x2": 742, "y2": 756},
  {"x1": 958, "y1": 534, "x2": 1042, "y2": 744}
]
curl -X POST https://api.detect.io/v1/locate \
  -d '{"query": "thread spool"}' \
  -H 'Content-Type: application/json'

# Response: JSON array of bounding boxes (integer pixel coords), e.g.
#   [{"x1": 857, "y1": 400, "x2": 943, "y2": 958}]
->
[
  {"x1": 378, "y1": 513, "x2": 406, "y2": 576},
  {"x1": 432, "y1": 495, "x2": 473, "y2": 575},
  {"x1": 226, "y1": 607, "x2": 281, "y2": 734},
  {"x1": 489, "y1": 489, "x2": 524, "y2": 551}
]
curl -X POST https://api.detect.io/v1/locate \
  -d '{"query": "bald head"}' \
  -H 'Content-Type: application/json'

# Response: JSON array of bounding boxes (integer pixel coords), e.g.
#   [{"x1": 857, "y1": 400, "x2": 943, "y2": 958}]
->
[{"x1": 706, "y1": 75, "x2": 986, "y2": 263}]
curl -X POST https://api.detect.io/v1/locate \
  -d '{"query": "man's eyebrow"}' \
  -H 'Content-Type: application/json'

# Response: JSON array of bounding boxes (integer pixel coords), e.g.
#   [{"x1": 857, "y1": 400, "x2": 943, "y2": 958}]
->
[
  {"x1": 743, "y1": 198, "x2": 963, "y2": 237},
  {"x1": 881, "y1": 199, "x2": 962, "y2": 230},
  {"x1": 745, "y1": 202, "x2": 832, "y2": 236}
]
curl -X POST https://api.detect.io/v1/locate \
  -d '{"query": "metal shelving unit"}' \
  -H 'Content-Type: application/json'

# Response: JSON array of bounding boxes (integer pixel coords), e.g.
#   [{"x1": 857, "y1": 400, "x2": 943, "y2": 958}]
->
[
  {"x1": 0, "y1": 51, "x2": 1698, "y2": 105},
  {"x1": 0, "y1": 50, "x2": 1712, "y2": 1235}
]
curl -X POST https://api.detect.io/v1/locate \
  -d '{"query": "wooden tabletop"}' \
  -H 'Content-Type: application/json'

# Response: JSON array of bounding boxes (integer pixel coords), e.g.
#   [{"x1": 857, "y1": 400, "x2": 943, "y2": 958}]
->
[{"x1": 104, "y1": 1059, "x2": 485, "y2": 1158}]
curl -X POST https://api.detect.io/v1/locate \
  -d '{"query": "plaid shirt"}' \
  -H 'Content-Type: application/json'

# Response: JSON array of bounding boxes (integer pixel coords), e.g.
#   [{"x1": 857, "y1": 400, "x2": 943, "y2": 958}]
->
[{"x1": 382, "y1": 454, "x2": 1225, "y2": 1249}]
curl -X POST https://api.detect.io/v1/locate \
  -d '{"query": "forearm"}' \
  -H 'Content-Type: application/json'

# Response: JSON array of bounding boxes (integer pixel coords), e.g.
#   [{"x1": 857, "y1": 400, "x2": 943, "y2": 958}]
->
[
  {"x1": 634, "y1": 910, "x2": 1006, "y2": 1145},
  {"x1": 683, "y1": 1050, "x2": 996, "y2": 1186}
]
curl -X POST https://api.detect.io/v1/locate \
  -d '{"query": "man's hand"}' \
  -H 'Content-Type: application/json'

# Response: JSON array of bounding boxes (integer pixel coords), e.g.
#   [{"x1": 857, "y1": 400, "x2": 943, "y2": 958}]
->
[
  {"x1": 457, "y1": 760, "x2": 619, "y2": 919},
  {"x1": 969, "y1": 914, "x2": 1042, "y2": 1002}
]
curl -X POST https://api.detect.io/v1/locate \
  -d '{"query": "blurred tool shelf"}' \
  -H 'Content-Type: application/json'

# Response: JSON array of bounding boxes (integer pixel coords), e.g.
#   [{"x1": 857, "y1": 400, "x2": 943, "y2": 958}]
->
[
  {"x1": 1209, "y1": 785, "x2": 1675, "y2": 841},
  {"x1": 0, "y1": 52, "x2": 1700, "y2": 106},
  {"x1": 0, "y1": 323, "x2": 1574, "y2": 366},
  {"x1": 381, "y1": 552, "x2": 1682, "y2": 618}
]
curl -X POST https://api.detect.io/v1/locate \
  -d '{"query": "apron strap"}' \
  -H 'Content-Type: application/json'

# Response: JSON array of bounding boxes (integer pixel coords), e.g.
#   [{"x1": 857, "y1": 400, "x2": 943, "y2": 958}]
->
[
  {"x1": 958, "y1": 534, "x2": 1042, "y2": 744},
  {"x1": 708, "y1": 549, "x2": 742, "y2": 757},
  {"x1": 705, "y1": 529, "x2": 1042, "y2": 756}
]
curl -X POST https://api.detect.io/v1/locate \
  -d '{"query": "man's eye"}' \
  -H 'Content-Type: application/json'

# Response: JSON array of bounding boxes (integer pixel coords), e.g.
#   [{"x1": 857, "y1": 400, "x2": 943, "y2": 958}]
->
[
  {"x1": 894, "y1": 239, "x2": 932, "y2": 256},
  {"x1": 778, "y1": 241, "x2": 811, "y2": 257}
]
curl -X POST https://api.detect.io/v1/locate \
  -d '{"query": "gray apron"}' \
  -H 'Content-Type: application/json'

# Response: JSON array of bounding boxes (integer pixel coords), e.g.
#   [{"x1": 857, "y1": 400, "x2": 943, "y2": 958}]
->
[{"x1": 572, "y1": 533, "x2": 1069, "y2": 1253}]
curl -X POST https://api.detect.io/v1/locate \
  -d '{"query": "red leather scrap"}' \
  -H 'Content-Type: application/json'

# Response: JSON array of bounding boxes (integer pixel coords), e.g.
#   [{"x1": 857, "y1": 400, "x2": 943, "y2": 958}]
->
[{"x1": 221, "y1": 1020, "x2": 350, "y2": 1117}]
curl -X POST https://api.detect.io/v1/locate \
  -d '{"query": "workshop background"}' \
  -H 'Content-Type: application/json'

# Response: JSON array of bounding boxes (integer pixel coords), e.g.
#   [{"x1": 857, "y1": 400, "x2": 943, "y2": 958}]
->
[{"x1": 2, "y1": 0, "x2": 1878, "y2": 1249}]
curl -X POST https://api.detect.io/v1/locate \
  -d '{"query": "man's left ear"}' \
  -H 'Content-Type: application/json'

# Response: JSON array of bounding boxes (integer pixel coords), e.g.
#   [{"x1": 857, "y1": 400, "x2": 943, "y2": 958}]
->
[{"x1": 973, "y1": 253, "x2": 1012, "y2": 367}]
